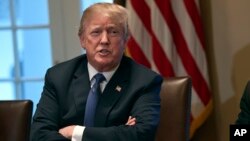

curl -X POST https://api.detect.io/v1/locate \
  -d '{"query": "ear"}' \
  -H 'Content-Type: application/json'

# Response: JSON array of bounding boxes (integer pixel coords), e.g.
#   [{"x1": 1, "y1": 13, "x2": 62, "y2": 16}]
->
[{"x1": 79, "y1": 35, "x2": 85, "y2": 49}]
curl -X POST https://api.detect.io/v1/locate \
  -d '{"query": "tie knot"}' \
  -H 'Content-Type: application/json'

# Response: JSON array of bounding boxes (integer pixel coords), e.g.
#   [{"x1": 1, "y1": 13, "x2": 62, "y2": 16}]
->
[{"x1": 94, "y1": 73, "x2": 105, "y2": 84}]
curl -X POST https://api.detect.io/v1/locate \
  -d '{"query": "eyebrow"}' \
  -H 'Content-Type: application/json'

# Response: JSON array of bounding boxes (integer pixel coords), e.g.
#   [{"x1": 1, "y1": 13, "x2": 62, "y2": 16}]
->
[{"x1": 90, "y1": 23, "x2": 120, "y2": 28}]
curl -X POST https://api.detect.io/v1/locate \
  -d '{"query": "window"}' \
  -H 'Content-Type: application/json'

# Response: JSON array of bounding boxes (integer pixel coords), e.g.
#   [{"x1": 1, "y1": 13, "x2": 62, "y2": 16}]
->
[
  {"x1": 0, "y1": 0, "x2": 114, "y2": 114},
  {"x1": 0, "y1": 0, "x2": 52, "y2": 113}
]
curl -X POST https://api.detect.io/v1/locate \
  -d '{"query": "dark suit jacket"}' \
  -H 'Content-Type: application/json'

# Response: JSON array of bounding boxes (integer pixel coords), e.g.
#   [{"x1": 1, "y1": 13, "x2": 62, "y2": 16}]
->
[
  {"x1": 236, "y1": 81, "x2": 250, "y2": 124},
  {"x1": 30, "y1": 55, "x2": 163, "y2": 141}
]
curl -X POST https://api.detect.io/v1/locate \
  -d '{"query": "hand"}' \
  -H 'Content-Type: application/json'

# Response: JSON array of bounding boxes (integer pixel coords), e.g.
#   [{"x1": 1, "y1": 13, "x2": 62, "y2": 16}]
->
[
  {"x1": 126, "y1": 116, "x2": 136, "y2": 126},
  {"x1": 58, "y1": 125, "x2": 76, "y2": 139}
]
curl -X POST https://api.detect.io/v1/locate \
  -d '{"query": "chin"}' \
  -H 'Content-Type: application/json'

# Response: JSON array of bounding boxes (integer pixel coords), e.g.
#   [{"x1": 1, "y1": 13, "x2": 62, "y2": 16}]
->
[
  {"x1": 97, "y1": 61, "x2": 117, "y2": 71},
  {"x1": 96, "y1": 57, "x2": 112, "y2": 64}
]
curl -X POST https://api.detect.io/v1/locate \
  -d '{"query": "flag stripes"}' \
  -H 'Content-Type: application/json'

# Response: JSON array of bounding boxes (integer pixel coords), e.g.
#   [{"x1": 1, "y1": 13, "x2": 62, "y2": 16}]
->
[
  {"x1": 126, "y1": 0, "x2": 212, "y2": 138},
  {"x1": 184, "y1": 0, "x2": 206, "y2": 49}
]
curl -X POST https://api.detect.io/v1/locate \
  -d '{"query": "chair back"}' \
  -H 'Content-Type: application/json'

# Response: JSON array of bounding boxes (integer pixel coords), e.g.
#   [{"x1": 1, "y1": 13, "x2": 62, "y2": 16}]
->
[
  {"x1": 0, "y1": 100, "x2": 33, "y2": 141},
  {"x1": 155, "y1": 76, "x2": 192, "y2": 141}
]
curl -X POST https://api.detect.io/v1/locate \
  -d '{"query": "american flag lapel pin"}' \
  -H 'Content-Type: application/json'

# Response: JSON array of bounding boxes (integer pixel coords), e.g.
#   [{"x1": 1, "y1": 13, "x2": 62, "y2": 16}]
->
[{"x1": 115, "y1": 85, "x2": 122, "y2": 92}]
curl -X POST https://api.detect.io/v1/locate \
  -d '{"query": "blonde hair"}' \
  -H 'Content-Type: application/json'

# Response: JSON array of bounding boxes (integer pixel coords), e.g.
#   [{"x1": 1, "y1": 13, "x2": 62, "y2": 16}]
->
[{"x1": 78, "y1": 2, "x2": 129, "y2": 40}]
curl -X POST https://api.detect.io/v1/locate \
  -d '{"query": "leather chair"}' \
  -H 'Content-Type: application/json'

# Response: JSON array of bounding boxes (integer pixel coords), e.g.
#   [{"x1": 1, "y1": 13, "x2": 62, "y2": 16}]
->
[
  {"x1": 0, "y1": 100, "x2": 33, "y2": 141},
  {"x1": 155, "y1": 76, "x2": 192, "y2": 141}
]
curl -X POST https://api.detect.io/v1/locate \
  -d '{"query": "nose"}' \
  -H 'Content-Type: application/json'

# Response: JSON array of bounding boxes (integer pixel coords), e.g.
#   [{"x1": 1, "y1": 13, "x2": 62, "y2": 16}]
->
[{"x1": 100, "y1": 31, "x2": 110, "y2": 45}]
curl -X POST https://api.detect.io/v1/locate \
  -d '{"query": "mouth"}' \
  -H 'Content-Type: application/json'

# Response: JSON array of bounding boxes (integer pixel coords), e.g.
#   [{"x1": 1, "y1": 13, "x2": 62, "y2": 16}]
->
[{"x1": 98, "y1": 49, "x2": 111, "y2": 56}]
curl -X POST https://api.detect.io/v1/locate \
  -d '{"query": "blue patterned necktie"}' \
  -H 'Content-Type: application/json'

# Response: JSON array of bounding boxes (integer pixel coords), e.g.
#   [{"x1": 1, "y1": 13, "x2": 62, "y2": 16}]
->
[{"x1": 84, "y1": 73, "x2": 105, "y2": 127}]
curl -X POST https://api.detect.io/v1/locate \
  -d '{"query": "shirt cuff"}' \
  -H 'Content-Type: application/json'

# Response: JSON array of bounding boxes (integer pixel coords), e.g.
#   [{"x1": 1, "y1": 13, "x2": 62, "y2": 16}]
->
[{"x1": 72, "y1": 125, "x2": 85, "y2": 141}]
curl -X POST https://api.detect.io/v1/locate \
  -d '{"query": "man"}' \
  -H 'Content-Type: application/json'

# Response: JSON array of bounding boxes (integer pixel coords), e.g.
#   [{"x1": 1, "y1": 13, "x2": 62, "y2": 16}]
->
[
  {"x1": 30, "y1": 3, "x2": 163, "y2": 141},
  {"x1": 236, "y1": 81, "x2": 250, "y2": 124}
]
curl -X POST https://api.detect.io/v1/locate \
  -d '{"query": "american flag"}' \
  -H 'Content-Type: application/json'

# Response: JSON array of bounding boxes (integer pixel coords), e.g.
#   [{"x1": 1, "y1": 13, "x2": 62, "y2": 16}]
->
[{"x1": 125, "y1": 0, "x2": 212, "y2": 138}]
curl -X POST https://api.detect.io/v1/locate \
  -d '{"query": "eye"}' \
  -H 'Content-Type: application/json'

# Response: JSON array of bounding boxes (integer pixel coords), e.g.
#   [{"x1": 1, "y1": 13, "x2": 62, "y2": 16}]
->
[
  {"x1": 90, "y1": 30, "x2": 101, "y2": 36},
  {"x1": 109, "y1": 29, "x2": 120, "y2": 36}
]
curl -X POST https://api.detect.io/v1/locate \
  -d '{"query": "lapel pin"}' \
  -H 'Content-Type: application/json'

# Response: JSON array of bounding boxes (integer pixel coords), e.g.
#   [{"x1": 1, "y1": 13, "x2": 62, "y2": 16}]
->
[{"x1": 115, "y1": 86, "x2": 122, "y2": 92}]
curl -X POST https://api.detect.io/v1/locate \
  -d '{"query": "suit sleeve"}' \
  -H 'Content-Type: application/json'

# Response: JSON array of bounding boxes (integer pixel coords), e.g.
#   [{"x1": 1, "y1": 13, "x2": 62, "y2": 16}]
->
[
  {"x1": 30, "y1": 69, "x2": 70, "y2": 141},
  {"x1": 236, "y1": 81, "x2": 250, "y2": 124},
  {"x1": 82, "y1": 75, "x2": 163, "y2": 141}
]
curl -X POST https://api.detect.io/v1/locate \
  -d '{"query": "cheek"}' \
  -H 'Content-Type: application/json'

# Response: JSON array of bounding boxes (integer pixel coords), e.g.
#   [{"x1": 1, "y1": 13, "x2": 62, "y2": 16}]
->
[
  {"x1": 113, "y1": 38, "x2": 126, "y2": 48},
  {"x1": 112, "y1": 46, "x2": 125, "y2": 59},
  {"x1": 89, "y1": 38, "x2": 102, "y2": 46},
  {"x1": 84, "y1": 38, "x2": 98, "y2": 49},
  {"x1": 117, "y1": 41, "x2": 126, "y2": 52}
]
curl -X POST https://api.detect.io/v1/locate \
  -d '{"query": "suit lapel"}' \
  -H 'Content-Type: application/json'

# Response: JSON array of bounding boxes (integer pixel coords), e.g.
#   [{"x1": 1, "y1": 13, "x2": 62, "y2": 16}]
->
[
  {"x1": 95, "y1": 56, "x2": 131, "y2": 126},
  {"x1": 69, "y1": 57, "x2": 90, "y2": 123}
]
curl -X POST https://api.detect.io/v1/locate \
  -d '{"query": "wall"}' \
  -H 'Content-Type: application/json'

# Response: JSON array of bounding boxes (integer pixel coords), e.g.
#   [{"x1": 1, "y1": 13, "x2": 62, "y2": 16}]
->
[
  {"x1": 192, "y1": 0, "x2": 250, "y2": 141},
  {"x1": 49, "y1": 0, "x2": 82, "y2": 65}
]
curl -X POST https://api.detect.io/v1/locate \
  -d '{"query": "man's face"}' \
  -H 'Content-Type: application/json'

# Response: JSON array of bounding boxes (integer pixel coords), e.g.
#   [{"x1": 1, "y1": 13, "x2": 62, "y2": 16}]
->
[{"x1": 79, "y1": 12, "x2": 126, "y2": 72}]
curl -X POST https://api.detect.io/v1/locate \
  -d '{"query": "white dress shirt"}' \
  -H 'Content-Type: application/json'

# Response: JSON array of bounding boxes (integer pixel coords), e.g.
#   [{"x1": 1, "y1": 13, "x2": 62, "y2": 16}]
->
[{"x1": 72, "y1": 62, "x2": 119, "y2": 141}]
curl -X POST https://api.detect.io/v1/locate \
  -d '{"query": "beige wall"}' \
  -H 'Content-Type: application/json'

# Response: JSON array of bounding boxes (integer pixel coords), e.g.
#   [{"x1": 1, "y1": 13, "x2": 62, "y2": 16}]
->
[{"x1": 192, "y1": 0, "x2": 250, "y2": 141}]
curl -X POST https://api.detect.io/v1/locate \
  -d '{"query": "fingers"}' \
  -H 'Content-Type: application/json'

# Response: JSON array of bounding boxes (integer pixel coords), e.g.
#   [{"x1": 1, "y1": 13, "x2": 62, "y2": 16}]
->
[
  {"x1": 126, "y1": 116, "x2": 136, "y2": 126},
  {"x1": 58, "y1": 125, "x2": 76, "y2": 139}
]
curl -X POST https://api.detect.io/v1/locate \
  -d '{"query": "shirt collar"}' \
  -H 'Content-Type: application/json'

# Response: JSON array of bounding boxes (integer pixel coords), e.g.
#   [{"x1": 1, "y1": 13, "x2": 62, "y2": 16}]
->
[{"x1": 87, "y1": 63, "x2": 119, "y2": 83}]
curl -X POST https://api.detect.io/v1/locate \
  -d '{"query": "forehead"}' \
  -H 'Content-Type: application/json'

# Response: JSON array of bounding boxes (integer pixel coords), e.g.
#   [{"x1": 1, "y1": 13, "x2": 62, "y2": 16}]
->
[{"x1": 86, "y1": 13, "x2": 122, "y2": 28}]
